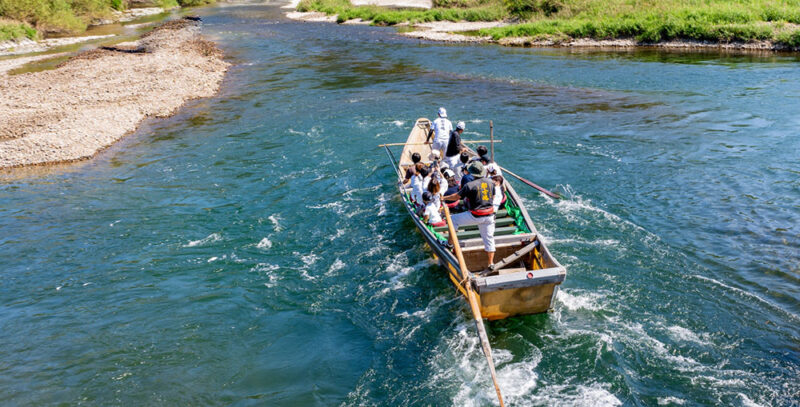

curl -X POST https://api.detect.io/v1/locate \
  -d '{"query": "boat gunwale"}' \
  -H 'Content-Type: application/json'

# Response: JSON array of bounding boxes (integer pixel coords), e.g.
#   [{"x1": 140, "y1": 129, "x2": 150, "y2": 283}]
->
[{"x1": 388, "y1": 118, "x2": 566, "y2": 292}]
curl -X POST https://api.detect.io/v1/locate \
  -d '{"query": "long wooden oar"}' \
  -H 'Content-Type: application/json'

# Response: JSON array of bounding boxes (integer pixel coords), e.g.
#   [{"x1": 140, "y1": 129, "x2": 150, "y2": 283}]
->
[
  {"x1": 441, "y1": 202, "x2": 505, "y2": 407},
  {"x1": 499, "y1": 165, "x2": 561, "y2": 199},
  {"x1": 378, "y1": 140, "x2": 502, "y2": 147}
]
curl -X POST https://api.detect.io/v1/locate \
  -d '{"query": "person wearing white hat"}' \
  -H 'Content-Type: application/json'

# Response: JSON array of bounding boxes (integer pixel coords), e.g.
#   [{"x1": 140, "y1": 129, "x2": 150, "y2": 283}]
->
[
  {"x1": 425, "y1": 107, "x2": 453, "y2": 158},
  {"x1": 444, "y1": 121, "x2": 466, "y2": 170}
]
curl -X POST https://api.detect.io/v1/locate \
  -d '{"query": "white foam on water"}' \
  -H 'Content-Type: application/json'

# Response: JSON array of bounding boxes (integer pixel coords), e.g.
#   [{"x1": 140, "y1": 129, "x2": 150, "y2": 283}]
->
[
  {"x1": 328, "y1": 229, "x2": 346, "y2": 241},
  {"x1": 657, "y1": 396, "x2": 686, "y2": 405},
  {"x1": 298, "y1": 252, "x2": 319, "y2": 267},
  {"x1": 738, "y1": 393, "x2": 767, "y2": 407},
  {"x1": 327, "y1": 258, "x2": 346, "y2": 275},
  {"x1": 666, "y1": 325, "x2": 712, "y2": 346},
  {"x1": 109, "y1": 220, "x2": 121, "y2": 227},
  {"x1": 207, "y1": 256, "x2": 218, "y2": 262},
  {"x1": 624, "y1": 322, "x2": 700, "y2": 371},
  {"x1": 268, "y1": 214, "x2": 282, "y2": 231},
  {"x1": 307, "y1": 201, "x2": 346, "y2": 214},
  {"x1": 396, "y1": 295, "x2": 453, "y2": 320},
  {"x1": 184, "y1": 232, "x2": 222, "y2": 247},
  {"x1": 392, "y1": 120, "x2": 405, "y2": 127},
  {"x1": 556, "y1": 289, "x2": 606, "y2": 312},
  {"x1": 692, "y1": 274, "x2": 800, "y2": 322},
  {"x1": 526, "y1": 383, "x2": 622, "y2": 407},
  {"x1": 252, "y1": 263, "x2": 280, "y2": 287},
  {"x1": 287, "y1": 128, "x2": 305, "y2": 135},
  {"x1": 547, "y1": 238, "x2": 621, "y2": 247},
  {"x1": 256, "y1": 237, "x2": 272, "y2": 249}
]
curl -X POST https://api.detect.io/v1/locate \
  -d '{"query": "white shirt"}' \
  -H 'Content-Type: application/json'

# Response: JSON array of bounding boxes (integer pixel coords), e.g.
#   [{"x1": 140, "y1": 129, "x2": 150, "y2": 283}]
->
[
  {"x1": 451, "y1": 162, "x2": 465, "y2": 183},
  {"x1": 424, "y1": 202, "x2": 443, "y2": 224},
  {"x1": 431, "y1": 117, "x2": 452, "y2": 145},
  {"x1": 410, "y1": 174, "x2": 424, "y2": 204},
  {"x1": 493, "y1": 185, "x2": 503, "y2": 211}
]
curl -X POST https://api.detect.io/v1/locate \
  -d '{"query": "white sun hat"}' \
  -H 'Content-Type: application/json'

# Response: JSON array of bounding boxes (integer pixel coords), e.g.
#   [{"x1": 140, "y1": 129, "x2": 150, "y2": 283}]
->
[
  {"x1": 438, "y1": 107, "x2": 447, "y2": 118},
  {"x1": 456, "y1": 121, "x2": 465, "y2": 130}
]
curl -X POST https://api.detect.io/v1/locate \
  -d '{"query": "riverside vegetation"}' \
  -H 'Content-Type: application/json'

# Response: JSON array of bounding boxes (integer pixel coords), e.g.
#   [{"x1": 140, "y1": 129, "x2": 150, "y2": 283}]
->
[
  {"x1": 297, "y1": 0, "x2": 800, "y2": 47},
  {"x1": 0, "y1": 0, "x2": 216, "y2": 41}
]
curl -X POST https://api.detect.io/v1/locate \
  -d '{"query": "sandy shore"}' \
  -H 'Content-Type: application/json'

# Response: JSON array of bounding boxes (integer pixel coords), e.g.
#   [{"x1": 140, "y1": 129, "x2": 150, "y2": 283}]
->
[{"x1": 0, "y1": 17, "x2": 229, "y2": 169}]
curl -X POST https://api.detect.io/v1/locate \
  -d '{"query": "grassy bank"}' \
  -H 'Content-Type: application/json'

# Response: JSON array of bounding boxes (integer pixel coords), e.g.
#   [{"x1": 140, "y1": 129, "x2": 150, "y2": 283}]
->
[
  {"x1": 0, "y1": 20, "x2": 38, "y2": 41},
  {"x1": 0, "y1": 0, "x2": 213, "y2": 39},
  {"x1": 298, "y1": 0, "x2": 508, "y2": 24},
  {"x1": 297, "y1": 0, "x2": 800, "y2": 47}
]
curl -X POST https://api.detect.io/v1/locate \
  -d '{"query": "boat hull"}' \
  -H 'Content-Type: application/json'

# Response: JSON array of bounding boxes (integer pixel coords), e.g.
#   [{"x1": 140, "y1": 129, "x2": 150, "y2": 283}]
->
[{"x1": 388, "y1": 118, "x2": 567, "y2": 320}]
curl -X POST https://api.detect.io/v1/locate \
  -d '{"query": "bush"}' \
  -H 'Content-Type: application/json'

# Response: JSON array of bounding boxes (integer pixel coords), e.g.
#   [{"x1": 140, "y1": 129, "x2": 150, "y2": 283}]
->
[{"x1": 0, "y1": 21, "x2": 38, "y2": 41}]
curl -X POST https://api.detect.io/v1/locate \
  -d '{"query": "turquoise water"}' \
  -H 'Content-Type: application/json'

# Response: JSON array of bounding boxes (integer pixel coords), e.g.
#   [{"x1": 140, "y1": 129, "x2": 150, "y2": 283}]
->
[{"x1": 2, "y1": 3, "x2": 799, "y2": 406}]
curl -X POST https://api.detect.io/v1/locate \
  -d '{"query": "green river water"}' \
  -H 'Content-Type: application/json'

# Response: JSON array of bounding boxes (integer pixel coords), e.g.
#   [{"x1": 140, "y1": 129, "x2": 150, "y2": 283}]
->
[{"x1": 1, "y1": 2, "x2": 799, "y2": 405}]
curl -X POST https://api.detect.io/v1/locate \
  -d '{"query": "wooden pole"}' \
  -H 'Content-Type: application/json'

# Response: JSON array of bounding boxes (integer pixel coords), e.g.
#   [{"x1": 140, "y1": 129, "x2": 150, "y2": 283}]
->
[
  {"x1": 378, "y1": 140, "x2": 501, "y2": 148},
  {"x1": 490, "y1": 121, "x2": 494, "y2": 162},
  {"x1": 499, "y1": 165, "x2": 561, "y2": 199},
  {"x1": 441, "y1": 195, "x2": 506, "y2": 407}
]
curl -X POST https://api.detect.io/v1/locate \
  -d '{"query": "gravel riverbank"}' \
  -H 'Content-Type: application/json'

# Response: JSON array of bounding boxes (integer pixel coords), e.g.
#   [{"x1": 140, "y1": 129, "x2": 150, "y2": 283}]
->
[{"x1": 0, "y1": 17, "x2": 229, "y2": 169}]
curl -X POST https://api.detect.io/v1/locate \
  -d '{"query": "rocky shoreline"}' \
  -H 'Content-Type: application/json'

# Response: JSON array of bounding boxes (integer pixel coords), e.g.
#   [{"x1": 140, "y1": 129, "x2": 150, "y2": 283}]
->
[{"x1": 0, "y1": 17, "x2": 229, "y2": 169}]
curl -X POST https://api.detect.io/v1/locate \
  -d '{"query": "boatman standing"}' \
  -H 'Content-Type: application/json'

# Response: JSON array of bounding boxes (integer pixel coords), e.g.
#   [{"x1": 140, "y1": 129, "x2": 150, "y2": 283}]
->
[
  {"x1": 443, "y1": 161, "x2": 496, "y2": 269},
  {"x1": 426, "y1": 107, "x2": 453, "y2": 157},
  {"x1": 444, "y1": 121, "x2": 466, "y2": 170}
]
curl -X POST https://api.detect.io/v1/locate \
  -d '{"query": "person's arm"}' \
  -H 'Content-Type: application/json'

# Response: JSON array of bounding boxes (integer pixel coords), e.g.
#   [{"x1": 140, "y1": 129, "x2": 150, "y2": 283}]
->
[
  {"x1": 442, "y1": 192, "x2": 459, "y2": 202},
  {"x1": 425, "y1": 121, "x2": 434, "y2": 143}
]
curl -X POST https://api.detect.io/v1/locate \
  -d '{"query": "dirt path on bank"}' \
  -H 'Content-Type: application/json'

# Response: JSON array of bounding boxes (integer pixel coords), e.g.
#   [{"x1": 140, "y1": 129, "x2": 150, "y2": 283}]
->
[{"x1": 0, "y1": 17, "x2": 229, "y2": 169}]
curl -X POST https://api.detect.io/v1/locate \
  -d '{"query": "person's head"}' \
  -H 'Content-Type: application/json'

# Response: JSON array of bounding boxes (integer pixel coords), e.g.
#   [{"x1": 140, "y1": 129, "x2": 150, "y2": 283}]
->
[
  {"x1": 427, "y1": 176, "x2": 440, "y2": 194},
  {"x1": 467, "y1": 161, "x2": 486, "y2": 178},
  {"x1": 444, "y1": 170, "x2": 458, "y2": 187},
  {"x1": 418, "y1": 166, "x2": 430, "y2": 177},
  {"x1": 460, "y1": 152, "x2": 470, "y2": 164},
  {"x1": 479, "y1": 155, "x2": 490, "y2": 165},
  {"x1": 492, "y1": 175, "x2": 504, "y2": 185},
  {"x1": 476, "y1": 145, "x2": 488, "y2": 157},
  {"x1": 438, "y1": 107, "x2": 447, "y2": 118},
  {"x1": 411, "y1": 152, "x2": 421, "y2": 164},
  {"x1": 422, "y1": 191, "x2": 433, "y2": 204},
  {"x1": 429, "y1": 150, "x2": 441, "y2": 162},
  {"x1": 415, "y1": 162, "x2": 425, "y2": 174},
  {"x1": 456, "y1": 121, "x2": 465, "y2": 132}
]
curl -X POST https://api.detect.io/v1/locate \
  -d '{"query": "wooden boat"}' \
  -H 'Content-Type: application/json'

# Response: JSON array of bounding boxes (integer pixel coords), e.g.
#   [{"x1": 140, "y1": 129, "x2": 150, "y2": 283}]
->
[{"x1": 384, "y1": 118, "x2": 567, "y2": 320}]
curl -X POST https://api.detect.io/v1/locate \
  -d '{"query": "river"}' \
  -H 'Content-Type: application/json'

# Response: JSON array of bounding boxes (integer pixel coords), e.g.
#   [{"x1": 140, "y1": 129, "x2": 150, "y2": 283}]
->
[{"x1": 1, "y1": 2, "x2": 798, "y2": 405}]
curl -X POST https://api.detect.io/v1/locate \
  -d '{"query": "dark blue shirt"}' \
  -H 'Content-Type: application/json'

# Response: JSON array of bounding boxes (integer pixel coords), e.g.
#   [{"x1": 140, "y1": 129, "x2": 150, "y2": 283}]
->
[{"x1": 460, "y1": 173, "x2": 475, "y2": 188}]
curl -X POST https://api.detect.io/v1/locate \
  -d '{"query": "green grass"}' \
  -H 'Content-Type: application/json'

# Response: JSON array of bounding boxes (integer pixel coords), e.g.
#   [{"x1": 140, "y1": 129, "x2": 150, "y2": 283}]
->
[
  {"x1": 0, "y1": 0, "x2": 214, "y2": 35},
  {"x1": 298, "y1": 0, "x2": 800, "y2": 47},
  {"x1": 298, "y1": 0, "x2": 508, "y2": 24},
  {"x1": 0, "y1": 20, "x2": 38, "y2": 41}
]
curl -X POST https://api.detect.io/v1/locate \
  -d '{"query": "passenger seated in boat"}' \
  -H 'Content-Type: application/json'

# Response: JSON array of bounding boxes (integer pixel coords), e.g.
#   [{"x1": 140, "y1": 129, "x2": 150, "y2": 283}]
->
[
  {"x1": 442, "y1": 168, "x2": 461, "y2": 209},
  {"x1": 480, "y1": 154, "x2": 502, "y2": 177},
  {"x1": 410, "y1": 163, "x2": 428, "y2": 206},
  {"x1": 426, "y1": 171, "x2": 443, "y2": 209},
  {"x1": 443, "y1": 161, "x2": 496, "y2": 268},
  {"x1": 460, "y1": 162, "x2": 475, "y2": 187},
  {"x1": 451, "y1": 152, "x2": 469, "y2": 184},
  {"x1": 422, "y1": 192, "x2": 446, "y2": 227},
  {"x1": 492, "y1": 175, "x2": 506, "y2": 212},
  {"x1": 402, "y1": 152, "x2": 422, "y2": 186}
]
